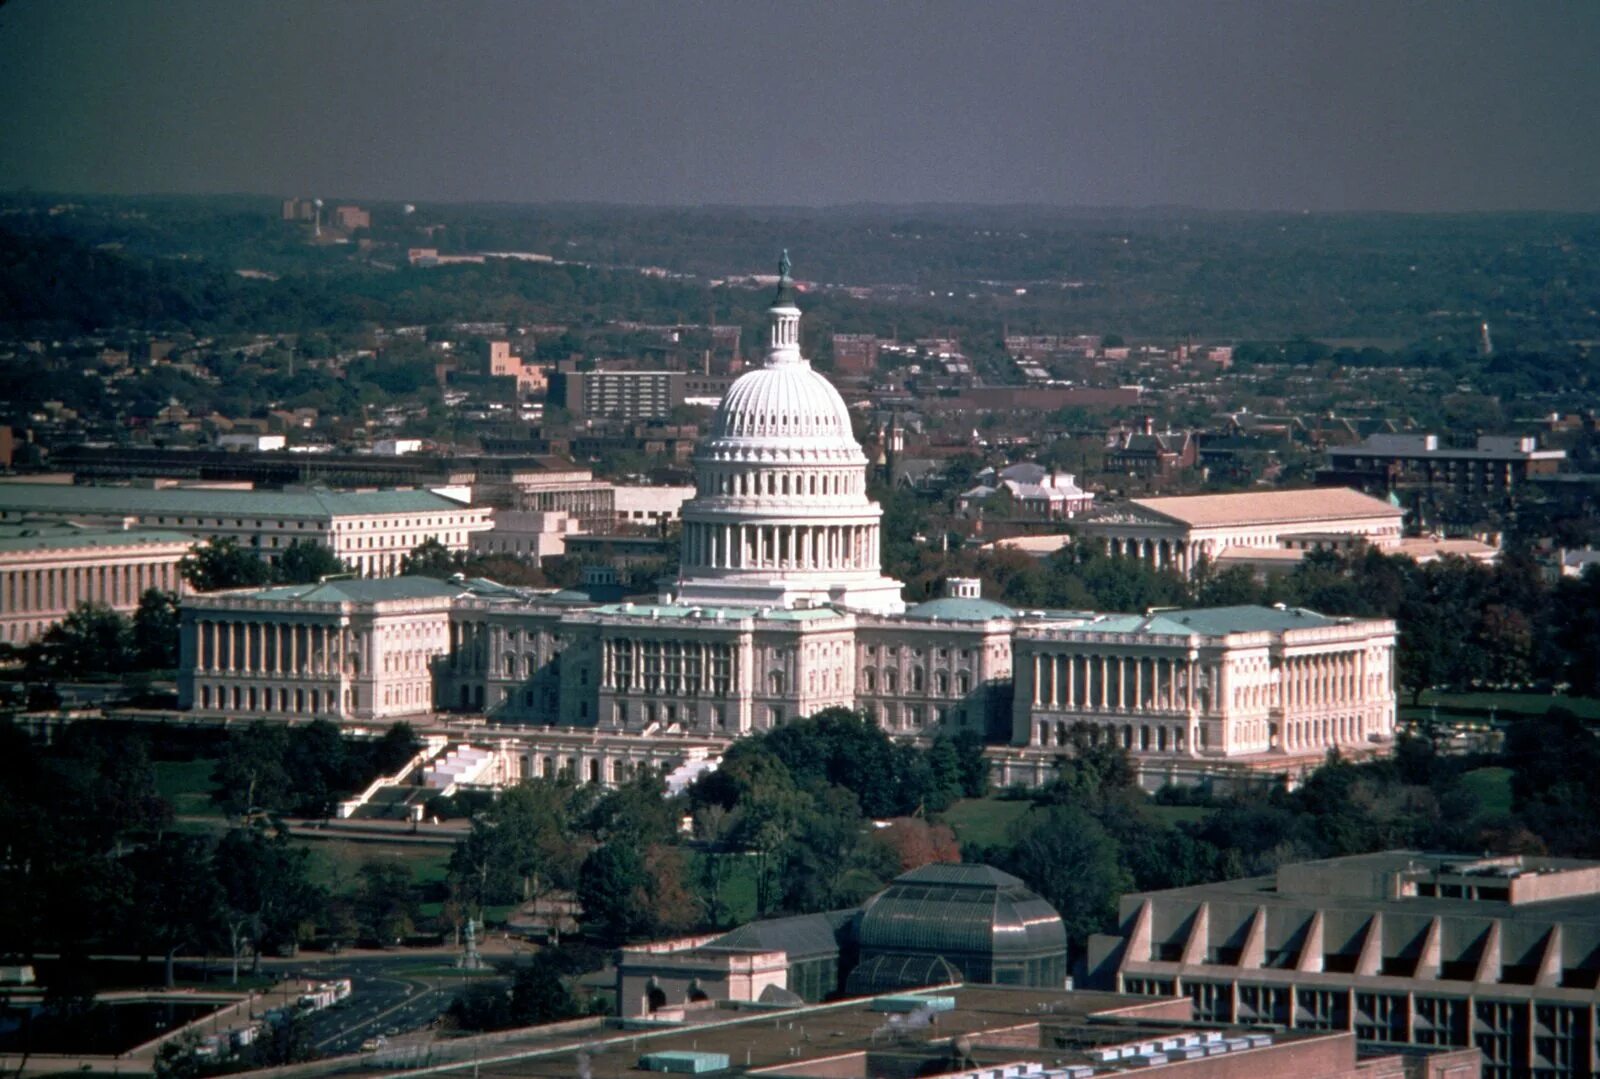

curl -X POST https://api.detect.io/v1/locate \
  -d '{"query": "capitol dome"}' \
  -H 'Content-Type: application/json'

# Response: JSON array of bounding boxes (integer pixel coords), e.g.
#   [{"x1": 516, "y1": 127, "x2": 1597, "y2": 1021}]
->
[{"x1": 671, "y1": 254, "x2": 905, "y2": 615}]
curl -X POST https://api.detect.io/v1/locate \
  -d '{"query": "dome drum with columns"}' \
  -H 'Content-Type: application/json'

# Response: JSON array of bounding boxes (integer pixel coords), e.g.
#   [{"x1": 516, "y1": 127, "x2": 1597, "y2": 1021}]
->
[{"x1": 669, "y1": 255, "x2": 906, "y2": 614}]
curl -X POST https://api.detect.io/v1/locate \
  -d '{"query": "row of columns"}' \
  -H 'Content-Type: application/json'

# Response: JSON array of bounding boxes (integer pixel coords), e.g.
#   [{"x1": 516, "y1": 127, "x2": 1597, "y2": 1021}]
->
[
  {"x1": 1282, "y1": 652, "x2": 1370, "y2": 709},
  {"x1": 601, "y1": 637, "x2": 735, "y2": 698},
  {"x1": 682, "y1": 520, "x2": 879, "y2": 573},
  {"x1": 1284, "y1": 712, "x2": 1373, "y2": 750},
  {"x1": 1106, "y1": 536, "x2": 1206, "y2": 574},
  {"x1": 702, "y1": 469, "x2": 858, "y2": 499},
  {"x1": 195, "y1": 619, "x2": 347, "y2": 676},
  {"x1": 1031, "y1": 651, "x2": 1203, "y2": 714},
  {"x1": 1037, "y1": 718, "x2": 1189, "y2": 754},
  {"x1": 1, "y1": 559, "x2": 178, "y2": 615}
]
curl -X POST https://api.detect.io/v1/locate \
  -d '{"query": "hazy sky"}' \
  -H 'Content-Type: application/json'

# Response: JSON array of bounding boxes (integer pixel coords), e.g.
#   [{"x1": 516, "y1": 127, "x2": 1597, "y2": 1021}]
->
[{"x1": 2, "y1": 0, "x2": 1598, "y2": 212}]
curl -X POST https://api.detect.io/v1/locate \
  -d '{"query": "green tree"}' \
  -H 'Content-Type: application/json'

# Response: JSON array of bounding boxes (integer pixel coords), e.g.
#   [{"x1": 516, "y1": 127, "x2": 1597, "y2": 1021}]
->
[
  {"x1": 274, "y1": 540, "x2": 348, "y2": 584},
  {"x1": 356, "y1": 860, "x2": 418, "y2": 943},
  {"x1": 179, "y1": 537, "x2": 273, "y2": 592},
  {"x1": 402, "y1": 537, "x2": 459, "y2": 578},
  {"x1": 577, "y1": 840, "x2": 651, "y2": 945},
  {"x1": 132, "y1": 588, "x2": 181, "y2": 668},
  {"x1": 1003, "y1": 805, "x2": 1132, "y2": 954},
  {"x1": 211, "y1": 722, "x2": 292, "y2": 820},
  {"x1": 213, "y1": 827, "x2": 322, "y2": 978},
  {"x1": 27, "y1": 602, "x2": 133, "y2": 678},
  {"x1": 126, "y1": 833, "x2": 224, "y2": 987}
]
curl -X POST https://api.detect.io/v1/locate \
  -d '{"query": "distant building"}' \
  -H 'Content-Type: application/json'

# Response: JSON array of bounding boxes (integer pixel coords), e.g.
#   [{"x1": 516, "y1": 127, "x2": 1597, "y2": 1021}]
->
[
  {"x1": 832, "y1": 332, "x2": 882, "y2": 375},
  {"x1": 217, "y1": 433, "x2": 287, "y2": 452},
  {"x1": 0, "y1": 525, "x2": 193, "y2": 646},
  {"x1": 1091, "y1": 850, "x2": 1600, "y2": 1079},
  {"x1": 1078, "y1": 488, "x2": 1404, "y2": 576},
  {"x1": 0, "y1": 483, "x2": 490, "y2": 578},
  {"x1": 487, "y1": 340, "x2": 547, "y2": 395},
  {"x1": 1109, "y1": 419, "x2": 1198, "y2": 478},
  {"x1": 959, "y1": 463, "x2": 1094, "y2": 520},
  {"x1": 470, "y1": 509, "x2": 580, "y2": 562},
  {"x1": 1322, "y1": 434, "x2": 1566, "y2": 497},
  {"x1": 614, "y1": 485, "x2": 696, "y2": 529},
  {"x1": 549, "y1": 364, "x2": 685, "y2": 420},
  {"x1": 332, "y1": 205, "x2": 369, "y2": 231}
]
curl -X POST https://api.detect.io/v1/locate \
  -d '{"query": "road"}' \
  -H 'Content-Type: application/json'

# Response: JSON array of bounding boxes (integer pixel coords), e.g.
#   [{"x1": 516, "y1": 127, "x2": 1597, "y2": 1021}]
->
[{"x1": 271, "y1": 955, "x2": 496, "y2": 1058}]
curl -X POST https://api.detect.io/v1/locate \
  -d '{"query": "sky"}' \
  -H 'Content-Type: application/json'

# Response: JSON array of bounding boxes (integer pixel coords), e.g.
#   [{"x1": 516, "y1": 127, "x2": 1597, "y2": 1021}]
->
[{"x1": 1, "y1": 0, "x2": 1598, "y2": 212}]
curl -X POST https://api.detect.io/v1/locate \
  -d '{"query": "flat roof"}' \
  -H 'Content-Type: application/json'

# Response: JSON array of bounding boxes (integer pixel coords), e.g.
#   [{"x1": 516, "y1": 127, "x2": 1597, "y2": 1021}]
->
[
  {"x1": 0, "y1": 525, "x2": 197, "y2": 554},
  {"x1": 213, "y1": 576, "x2": 465, "y2": 605},
  {"x1": 1054, "y1": 605, "x2": 1343, "y2": 638},
  {"x1": 0, "y1": 482, "x2": 472, "y2": 520},
  {"x1": 1129, "y1": 487, "x2": 1400, "y2": 528}
]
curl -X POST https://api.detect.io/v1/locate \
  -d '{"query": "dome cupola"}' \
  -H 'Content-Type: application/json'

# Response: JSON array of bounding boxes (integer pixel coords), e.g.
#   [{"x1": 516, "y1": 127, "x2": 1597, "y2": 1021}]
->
[{"x1": 670, "y1": 253, "x2": 905, "y2": 615}]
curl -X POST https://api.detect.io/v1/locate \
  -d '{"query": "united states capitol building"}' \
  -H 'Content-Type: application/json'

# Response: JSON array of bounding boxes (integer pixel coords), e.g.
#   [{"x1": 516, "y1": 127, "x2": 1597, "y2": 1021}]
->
[{"x1": 177, "y1": 265, "x2": 1398, "y2": 791}]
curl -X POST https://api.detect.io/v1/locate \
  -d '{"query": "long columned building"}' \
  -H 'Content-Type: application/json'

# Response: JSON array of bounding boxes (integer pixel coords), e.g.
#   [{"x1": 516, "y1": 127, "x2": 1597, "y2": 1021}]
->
[
  {"x1": 0, "y1": 483, "x2": 490, "y2": 577},
  {"x1": 1078, "y1": 488, "x2": 1404, "y2": 576},
  {"x1": 1, "y1": 525, "x2": 192, "y2": 645}
]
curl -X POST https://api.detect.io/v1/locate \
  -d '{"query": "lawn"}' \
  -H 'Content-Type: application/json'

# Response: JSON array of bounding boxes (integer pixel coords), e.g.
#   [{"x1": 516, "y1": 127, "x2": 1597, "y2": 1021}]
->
[
  {"x1": 1137, "y1": 803, "x2": 1214, "y2": 827},
  {"x1": 154, "y1": 758, "x2": 224, "y2": 818},
  {"x1": 1460, "y1": 766, "x2": 1514, "y2": 818},
  {"x1": 939, "y1": 797, "x2": 1035, "y2": 849},
  {"x1": 297, "y1": 838, "x2": 454, "y2": 896},
  {"x1": 1410, "y1": 690, "x2": 1600, "y2": 720}
]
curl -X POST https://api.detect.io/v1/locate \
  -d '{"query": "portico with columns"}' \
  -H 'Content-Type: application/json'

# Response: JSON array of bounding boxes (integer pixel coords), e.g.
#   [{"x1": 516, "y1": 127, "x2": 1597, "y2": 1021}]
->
[{"x1": 178, "y1": 577, "x2": 463, "y2": 721}]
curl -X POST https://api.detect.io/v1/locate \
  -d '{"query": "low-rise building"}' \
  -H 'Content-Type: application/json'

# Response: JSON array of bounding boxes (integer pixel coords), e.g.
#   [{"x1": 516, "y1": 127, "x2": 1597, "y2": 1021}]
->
[{"x1": 1090, "y1": 850, "x2": 1600, "y2": 1079}]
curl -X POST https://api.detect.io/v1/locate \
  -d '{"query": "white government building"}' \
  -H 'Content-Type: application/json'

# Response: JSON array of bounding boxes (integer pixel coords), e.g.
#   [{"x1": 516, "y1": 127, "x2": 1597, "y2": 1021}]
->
[
  {"x1": 177, "y1": 261, "x2": 1398, "y2": 790},
  {"x1": 0, "y1": 483, "x2": 490, "y2": 578}
]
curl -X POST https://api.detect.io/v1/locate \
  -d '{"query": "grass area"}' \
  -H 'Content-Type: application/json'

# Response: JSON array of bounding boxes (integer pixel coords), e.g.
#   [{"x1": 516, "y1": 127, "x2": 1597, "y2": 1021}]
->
[
  {"x1": 297, "y1": 838, "x2": 453, "y2": 896},
  {"x1": 689, "y1": 850, "x2": 760, "y2": 927},
  {"x1": 153, "y1": 758, "x2": 224, "y2": 817},
  {"x1": 940, "y1": 797, "x2": 1035, "y2": 849},
  {"x1": 1137, "y1": 803, "x2": 1215, "y2": 827},
  {"x1": 1460, "y1": 766, "x2": 1514, "y2": 817},
  {"x1": 1411, "y1": 690, "x2": 1600, "y2": 720}
]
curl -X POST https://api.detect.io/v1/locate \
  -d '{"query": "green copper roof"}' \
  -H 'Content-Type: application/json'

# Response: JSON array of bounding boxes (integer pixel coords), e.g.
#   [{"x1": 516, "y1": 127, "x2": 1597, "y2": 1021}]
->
[
  {"x1": 222, "y1": 576, "x2": 464, "y2": 604},
  {"x1": 1076, "y1": 605, "x2": 1340, "y2": 637},
  {"x1": 0, "y1": 482, "x2": 470, "y2": 519},
  {"x1": 904, "y1": 596, "x2": 1016, "y2": 622},
  {"x1": 0, "y1": 525, "x2": 197, "y2": 554}
]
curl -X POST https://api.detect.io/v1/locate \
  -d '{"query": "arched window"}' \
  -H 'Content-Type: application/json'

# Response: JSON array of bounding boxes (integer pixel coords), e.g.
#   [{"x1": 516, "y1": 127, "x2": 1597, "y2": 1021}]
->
[
  {"x1": 935, "y1": 671, "x2": 949, "y2": 696},
  {"x1": 912, "y1": 667, "x2": 925, "y2": 693},
  {"x1": 863, "y1": 668, "x2": 876, "y2": 691},
  {"x1": 957, "y1": 671, "x2": 971, "y2": 695},
  {"x1": 885, "y1": 669, "x2": 899, "y2": 693},
  {"x1": 769, "y1": 671, "x2": 785, "y2": 695}
]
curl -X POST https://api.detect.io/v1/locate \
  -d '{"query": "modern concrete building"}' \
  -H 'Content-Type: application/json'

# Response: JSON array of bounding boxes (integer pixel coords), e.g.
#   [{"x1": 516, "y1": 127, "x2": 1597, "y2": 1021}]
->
[
  {"x1": 549, "y1": 365, "x2": 686, "y2": 421},
  {"x1": 1089, "y1": 851, "x2": 1600, "y2": 1079},
  {"x1": 0, "y1": 483, "x2": 491, "y2": 577},
  {"x1": 0, "y1": 524, "x2": 193, "y2": 645},
  {"x1": 1323, "y1": 434, "x2": 1567, "y2": 497},
  {"x1": 1078, "y1": 488, "x2": 1405, "y2": 576}
]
